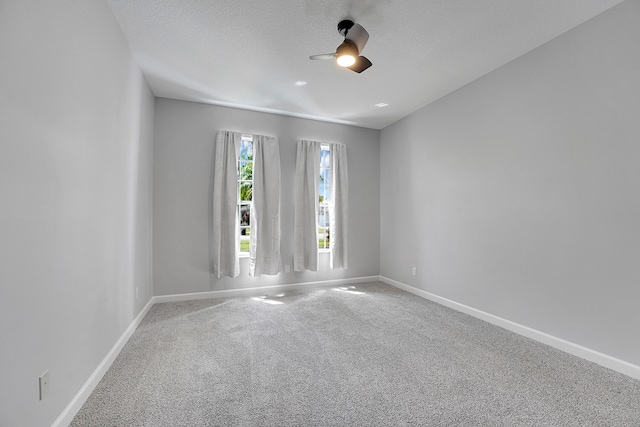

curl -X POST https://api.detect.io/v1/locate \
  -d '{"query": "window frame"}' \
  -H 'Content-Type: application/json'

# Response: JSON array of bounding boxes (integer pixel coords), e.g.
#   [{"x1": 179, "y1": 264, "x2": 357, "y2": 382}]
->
[
  {"x1": 318, "y1": 144, "x2": 331, "y2": 252},
  {"x1": 238, "y1": 134, "x2": 253, "y2": 256}
]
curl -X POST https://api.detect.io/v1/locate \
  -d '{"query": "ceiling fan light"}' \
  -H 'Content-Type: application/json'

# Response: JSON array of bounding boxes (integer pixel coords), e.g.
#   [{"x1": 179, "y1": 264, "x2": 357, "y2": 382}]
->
[
  {"x1": 336, "y1": 41, "x2": 357, "y2": 67},
  {"x1": 337, "y1": 54, "x2": 356, "y2": 67}
]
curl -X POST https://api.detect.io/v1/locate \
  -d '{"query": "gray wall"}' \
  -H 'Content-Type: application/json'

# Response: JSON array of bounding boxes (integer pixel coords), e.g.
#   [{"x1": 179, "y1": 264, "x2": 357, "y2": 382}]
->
[
  {"x1": 0, "y1": 1, "x2": 154, "y2": 426},
  {"x1": 153, "y1": 99, "x2": 380, "y2": 295},
  {"x1": 381, "y1": 0, "x2": 640, "y2": 367}
]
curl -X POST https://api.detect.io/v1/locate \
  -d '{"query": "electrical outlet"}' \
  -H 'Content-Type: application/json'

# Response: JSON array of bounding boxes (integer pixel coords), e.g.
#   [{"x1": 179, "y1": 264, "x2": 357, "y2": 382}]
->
[
  {"x1": 284, "y1": 265, "x2": 291, "y2": 273},
  {"x1": 39, "y1": 370, "x2": 49, "y2": 400},
  {"x1": 412, "y1": 267, "x2": 417, "y2": 276},
  {"x1": 136, "y1": 287, "x2": 139, "y2": 300}
]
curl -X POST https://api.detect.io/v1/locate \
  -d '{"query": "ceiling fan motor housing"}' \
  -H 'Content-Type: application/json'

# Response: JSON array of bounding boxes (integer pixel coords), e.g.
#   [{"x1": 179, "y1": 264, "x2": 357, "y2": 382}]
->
[{"x1": 337, "y1": 19, "x2": 355, "y2": 36}]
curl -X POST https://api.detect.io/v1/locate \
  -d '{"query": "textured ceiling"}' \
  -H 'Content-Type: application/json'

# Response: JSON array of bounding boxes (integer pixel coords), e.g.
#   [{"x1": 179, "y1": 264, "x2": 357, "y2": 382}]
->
[{"x1": 107, "y1": 0, "x2": 624, "y2": 129}]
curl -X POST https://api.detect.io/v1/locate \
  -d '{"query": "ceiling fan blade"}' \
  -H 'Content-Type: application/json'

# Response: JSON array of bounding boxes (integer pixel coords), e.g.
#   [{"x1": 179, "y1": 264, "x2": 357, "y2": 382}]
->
[
  {"x1": 347, "y1": 56, "x2": 372, "y2": 73},
  {"x1": 309, "y1": 53, "x2": 336, "y2": 60},
  {"x1": 345, "y1": 23, "x2": 369, "y2": 54}
]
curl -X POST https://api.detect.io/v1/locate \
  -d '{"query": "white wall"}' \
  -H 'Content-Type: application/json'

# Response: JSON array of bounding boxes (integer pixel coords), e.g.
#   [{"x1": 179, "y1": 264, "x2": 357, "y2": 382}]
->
[
  {"x1": 0, "y1": 1, "x2": 154, "y2": 426},
  {"x1": 381, "y1": 0, "x2": 640, "y2": 367},
  {"x1": 153, "y1": 99, "x2": 380, "y2": 296}
]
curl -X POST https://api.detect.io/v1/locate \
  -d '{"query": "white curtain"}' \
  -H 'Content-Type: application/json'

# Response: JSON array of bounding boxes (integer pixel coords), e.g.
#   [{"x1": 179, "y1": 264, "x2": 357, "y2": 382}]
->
[
  {"x1": 293, "y1": 140, "x2": 320, "y2": 272},
  {"x1": 329, "y1": 143, "x2": 348, "y2": 269},
  {"x1": 250, "y1": 135, "x2": 281, "y2": 276},
  {"x1": 212, "y1": 130, "x2": 241, "y2": 278}
]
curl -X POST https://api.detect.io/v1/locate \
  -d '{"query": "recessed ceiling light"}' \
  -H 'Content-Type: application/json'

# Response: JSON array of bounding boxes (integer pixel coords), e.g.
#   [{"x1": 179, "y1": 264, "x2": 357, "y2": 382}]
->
[
  {"x1": 295, "y1": 81, "x2": 308, "y2": 86},
  {"x1": 375, "y1": 103, "x2": 389, "y2": 108}
]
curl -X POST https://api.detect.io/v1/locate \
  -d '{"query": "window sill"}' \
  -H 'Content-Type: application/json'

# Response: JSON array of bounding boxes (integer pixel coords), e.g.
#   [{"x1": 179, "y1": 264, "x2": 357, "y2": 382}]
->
[{"x1": 240, "y1": 251, "x2": 328, "y2": 258}]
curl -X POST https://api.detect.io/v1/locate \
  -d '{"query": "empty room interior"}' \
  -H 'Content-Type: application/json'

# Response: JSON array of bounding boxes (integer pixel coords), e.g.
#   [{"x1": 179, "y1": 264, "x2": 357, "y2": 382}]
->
[{"x1": 2, "y1": 0, "x2": 640, "y2": 425}]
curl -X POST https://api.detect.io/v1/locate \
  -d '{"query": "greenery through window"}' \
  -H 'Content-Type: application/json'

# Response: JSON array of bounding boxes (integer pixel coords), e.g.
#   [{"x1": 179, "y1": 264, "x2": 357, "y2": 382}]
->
[
  {"x1": 318, "y1": 145, "x2": 330, "y2": 250},
  {"x1": 238, "y1": 135, "x2": 253, "y2": 253}
]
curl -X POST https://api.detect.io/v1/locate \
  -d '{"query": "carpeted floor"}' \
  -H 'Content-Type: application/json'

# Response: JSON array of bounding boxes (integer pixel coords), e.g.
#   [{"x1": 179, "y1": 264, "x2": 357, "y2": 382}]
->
[{"x1": 71, "y1": 281, "x2": 640, "y2": 426}]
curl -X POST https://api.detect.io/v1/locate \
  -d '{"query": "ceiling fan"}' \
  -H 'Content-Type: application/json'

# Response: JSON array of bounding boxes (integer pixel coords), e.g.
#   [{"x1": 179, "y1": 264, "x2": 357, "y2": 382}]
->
[{"x1": 309, "y1": 19, "x2": 372, "y2": 73}]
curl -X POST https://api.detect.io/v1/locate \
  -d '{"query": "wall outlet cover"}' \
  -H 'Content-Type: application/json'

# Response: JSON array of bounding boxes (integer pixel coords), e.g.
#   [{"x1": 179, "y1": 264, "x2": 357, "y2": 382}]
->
[{"x1": 39, "y1": 370, "x2": 49, "y2": 400}]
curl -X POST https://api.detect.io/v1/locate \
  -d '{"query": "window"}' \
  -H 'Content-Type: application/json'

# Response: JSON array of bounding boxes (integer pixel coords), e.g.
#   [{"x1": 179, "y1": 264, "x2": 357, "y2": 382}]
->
[
  {"x1": 318, "y1": 145, "x2": 330, "y2": 250},
  {"x1": 238, "y1": 135, "x2": 253, "y2": 253},
  {"x1": 293, "y1": 139, "x2": 347, "y2": 271}
]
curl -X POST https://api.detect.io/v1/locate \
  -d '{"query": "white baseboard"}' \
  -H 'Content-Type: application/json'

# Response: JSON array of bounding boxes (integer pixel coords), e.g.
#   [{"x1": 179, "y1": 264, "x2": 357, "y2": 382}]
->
[
  {"x1": 153, "y1": 275, "x2": 381, "y2": 304},
  {"x1": 380, "y1": 276, "x2": 640, "y2": 381},
  {"x1": 52, "y1": 298, "x2": 155, "y2": 427},
  {"x1": 57, "y1": 274, "x2": 638, "y2": 426}
]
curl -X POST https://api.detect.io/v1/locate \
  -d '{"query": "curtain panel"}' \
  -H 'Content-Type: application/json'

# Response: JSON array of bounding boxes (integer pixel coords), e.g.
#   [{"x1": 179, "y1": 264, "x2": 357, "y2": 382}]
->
[
  {"x1": 293, "y1": 140, "x2": 321, "y2": 271},
  {"x1": 329, "y1": 142, "x2": 348, "y2": 269},
  {"x1": 211, "y1": 130, "x2": 241, "y2": 278},
  {"x1": 250, "y1": 135, "x2": 281, "y2": 276}
]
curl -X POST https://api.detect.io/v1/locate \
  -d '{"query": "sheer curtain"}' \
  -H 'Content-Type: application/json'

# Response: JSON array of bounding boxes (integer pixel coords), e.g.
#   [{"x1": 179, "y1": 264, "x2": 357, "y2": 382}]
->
[
  {"x1": 329, "y1": 142, "x2": 348, "y2": 269},
  {"x1": 249, "y1": 135, "x2": 281, "y2": 276},
  {"x1": 211, "y1": 130, "x2": 241, "y2": 278},
  {"x1": 293, "y1": 140, "x2": 320, "y2": 271}
]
